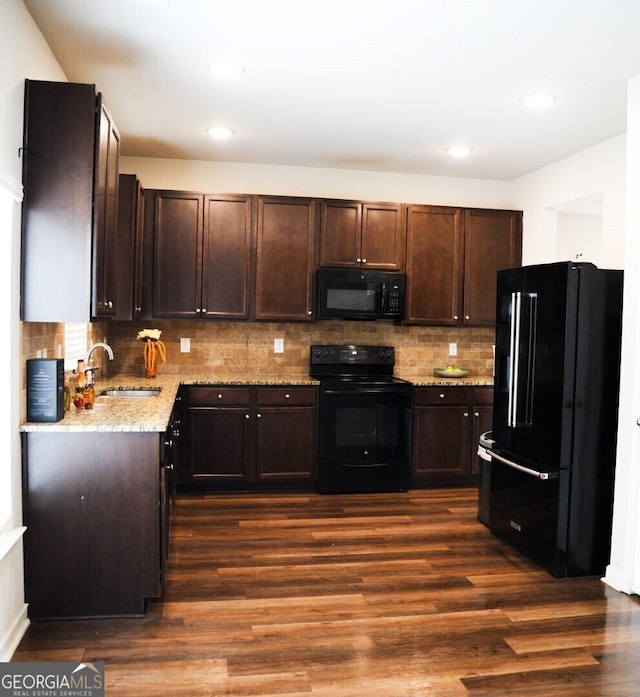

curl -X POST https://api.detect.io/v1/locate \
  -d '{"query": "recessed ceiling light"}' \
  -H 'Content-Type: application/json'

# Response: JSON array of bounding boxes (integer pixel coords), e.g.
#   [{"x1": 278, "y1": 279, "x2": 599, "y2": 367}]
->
[
  {"x1": 522, "y1": 93, "x2": 555, "y2": 110},
  {"x1": 210, "y1": 61, "x2": 245, "y2": 81},
  {"x1": 206, "y1": 126, "x2": 235, "y2": 140},
  {"x1": 123, "y1": 0, "x2": 170, "y2": 5},
  {"x1": 447, "y1": 145, "x2": 472, "y2": 159}
]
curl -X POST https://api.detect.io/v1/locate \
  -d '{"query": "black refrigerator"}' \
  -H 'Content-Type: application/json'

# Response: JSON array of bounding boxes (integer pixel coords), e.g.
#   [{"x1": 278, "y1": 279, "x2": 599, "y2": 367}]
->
[{"x1": 486, "y1": 261, "x2": 623, "y2": 577}]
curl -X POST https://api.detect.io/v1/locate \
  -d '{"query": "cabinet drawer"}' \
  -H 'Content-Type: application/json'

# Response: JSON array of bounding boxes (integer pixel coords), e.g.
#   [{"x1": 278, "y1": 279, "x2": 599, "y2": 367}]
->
[
  {"x1": 188, "y1": 386, "x2": 251, "y2": 406},
  {"x1": 414, "y1": 387, "x2": 472, "y2": 406},
  {"x1": 256, "y1": 386, "x2": 317, "y2": 406},
  {"x1": 473, "y1": 387, "x2": 494, "y2": 405}
]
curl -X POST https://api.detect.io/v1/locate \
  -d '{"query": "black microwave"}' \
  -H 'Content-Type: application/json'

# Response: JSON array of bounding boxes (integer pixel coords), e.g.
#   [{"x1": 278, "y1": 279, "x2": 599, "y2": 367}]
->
[{"x1": 316, "y1": 268, "x2": 406, "y2": 321}]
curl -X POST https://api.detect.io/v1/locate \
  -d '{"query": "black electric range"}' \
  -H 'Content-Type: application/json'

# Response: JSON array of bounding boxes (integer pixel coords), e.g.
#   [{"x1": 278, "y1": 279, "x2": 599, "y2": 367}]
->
[{"x1": 310, "y1": 345, "x2": 412, "y2": 494}]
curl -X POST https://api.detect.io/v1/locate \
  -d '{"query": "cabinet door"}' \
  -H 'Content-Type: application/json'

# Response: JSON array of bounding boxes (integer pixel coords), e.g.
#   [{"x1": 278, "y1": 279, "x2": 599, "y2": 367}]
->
[
  {"x1": 153, "y1": 191, "x2": 203, "y2": 318},
  {"x1": 255, "y1": 196, "x2": 317, "y2": 321},
  {"x1": 92, "y1": 96, "x2": 120, "y2": 319},
  {"x1": 188, "y1": 406, "x2": 252, "y2": 482},
  {"x1": 412, "y1": 406, "x2": 471, "y2": 477},
  {"x1": 405, "y1": 205, "x2": 464, "y2": 325},
  {"x1": 21, "y1": 81, "x2": 97, "y2": 322},
  {"x1": 319, "y1": 200, "x2": 405, "y2": 269},
  {"x1": 23, "y1": 432, "x2": 160, "y2": 619},
  {"x1": 361, "y1": 203, "x2": 405, "y2": 270},
  {"x1": 319, "y1": 200, "x2": 361, "y2": 267},
  {"x1": 202, "y1": 195, "x2": 253, "y2": 319},
  {"x1": 463, "y1": 209, "x2": 522, "y2": 326},
  {"x1": 256, "y1": 406, "x2": 317, "y2": 480},
  {"x1": 114, "y1": 174, "x2": 143, "y2": 320}
]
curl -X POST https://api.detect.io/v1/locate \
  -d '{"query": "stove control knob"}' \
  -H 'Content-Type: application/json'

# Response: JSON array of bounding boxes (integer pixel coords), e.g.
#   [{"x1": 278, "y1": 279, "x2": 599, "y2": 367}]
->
[{"x1": 312, "y1": 347, "x2": 329, "y2": 361}]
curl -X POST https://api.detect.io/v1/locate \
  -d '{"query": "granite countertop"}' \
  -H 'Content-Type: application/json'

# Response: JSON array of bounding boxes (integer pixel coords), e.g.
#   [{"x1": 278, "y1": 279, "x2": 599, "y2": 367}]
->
[
  {"x1": 21, "y1": 371, "x2": 493, "y2": 433},
  {"x1": 403, "y1": 374, "x2": 494, "y2": 387},
  {"x1": 21, "y1": 373, "x2": 319, "y2": 433}
]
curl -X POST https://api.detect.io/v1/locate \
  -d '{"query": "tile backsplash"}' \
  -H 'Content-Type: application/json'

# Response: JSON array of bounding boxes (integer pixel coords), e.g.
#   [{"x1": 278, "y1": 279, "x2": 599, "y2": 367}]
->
[
  {"x1": 105, "y1": 320, "x2": 494, "y2": 379},
  {"x1": 22, "y1": 319, "x2": 494, "y2": 384}
]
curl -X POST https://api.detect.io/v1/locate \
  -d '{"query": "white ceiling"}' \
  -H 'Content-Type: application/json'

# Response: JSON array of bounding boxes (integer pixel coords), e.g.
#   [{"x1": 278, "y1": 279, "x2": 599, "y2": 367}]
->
[{"x1": 22, "y1": 0, "x2": 640, "y2": 181}]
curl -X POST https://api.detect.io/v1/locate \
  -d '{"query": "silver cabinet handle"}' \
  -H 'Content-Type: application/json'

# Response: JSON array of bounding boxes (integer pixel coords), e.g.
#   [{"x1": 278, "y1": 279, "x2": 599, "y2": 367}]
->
[
  {"x1": 463, "y1": 412, "x2": 469, "y2": 417},
  {"x1": 453, "y1": 315, "x2": 458, "y2": 320},
  {"x1": 217, "y1": 394, "x2": 223, "y2": 399},
  {"x1": 285, "y1": 393, "x2": 290, "y2": 399},
  {"x1": 257, "y1": 413, "x2": 262, "y2": 418},
  {"x1": 361, "y1": 258, "x2": 367, "y2": 263},
  {"x1": 439, "y1": 393, "x2": 445, "y2": 399},
  {"x1": 356, "y1": 258, "x2": 361, "y2": 263},
  {"x1": 245, "y1": 414, "x2": 250, "y2": 419}
]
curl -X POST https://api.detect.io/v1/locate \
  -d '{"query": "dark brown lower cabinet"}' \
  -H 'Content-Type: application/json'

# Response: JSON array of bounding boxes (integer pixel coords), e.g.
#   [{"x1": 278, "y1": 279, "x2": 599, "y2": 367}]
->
[
  {"x1": 412, "y1": 386, "x2": 493, "y2": 486},
  {"x1": 181, "y1": 385, "x2": 317, "y2": 491},
  {"x1": 22, "y1": 431, "x2": 165, "y2": 619}
]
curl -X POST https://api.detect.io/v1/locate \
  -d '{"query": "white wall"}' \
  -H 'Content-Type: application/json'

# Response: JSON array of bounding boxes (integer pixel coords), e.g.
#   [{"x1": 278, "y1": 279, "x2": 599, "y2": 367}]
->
[
  {"x1": 556, "y1": 212, "x2": 603, "y2": 265},
  {"x1": 604, "y1": 74, "x2": 640, "y2": 595},
  {"x1": 513, "y1": 134, "x2": 626, "y2": 268},
  {"x1": 120, "y1": 156, "x2": 518, "y2": 209},
  {"x1": 0, "y1": 0, "x2": 67, "y2": 661}
]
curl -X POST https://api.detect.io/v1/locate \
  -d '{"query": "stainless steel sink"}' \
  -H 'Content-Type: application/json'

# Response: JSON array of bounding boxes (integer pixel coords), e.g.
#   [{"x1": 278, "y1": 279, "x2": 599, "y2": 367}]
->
[{"x1": 99, "y1": 387, "x2": 162, "y2": 397}]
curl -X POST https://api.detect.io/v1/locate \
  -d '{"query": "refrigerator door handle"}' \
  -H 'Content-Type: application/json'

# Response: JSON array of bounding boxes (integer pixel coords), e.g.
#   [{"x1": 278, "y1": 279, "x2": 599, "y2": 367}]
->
[
  {"x1": 489, "y1": 449, "x2": 559, "y2": 480},
  {"x1": 507, "y1": 292, "x2": 521, "y2": 427},
  {"x1": 507, "y1": 291, "x2": 537, "y2": 428}
]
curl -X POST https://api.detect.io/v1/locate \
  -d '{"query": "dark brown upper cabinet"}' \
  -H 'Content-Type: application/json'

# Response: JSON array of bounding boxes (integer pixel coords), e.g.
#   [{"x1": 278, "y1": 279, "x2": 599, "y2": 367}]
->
[
  {"x1": 153, "y1": 191, "x2": 253, "y2": 320},
  {"x1": 114, "y1": 174, "x2": 145, "y2": 321},
  {"x1": 254, "y1": 196, "x2": 317, "y2": 321},
  {"x1": 21, "y1": 80, "x2": 120, "y2": 322},
  {"x1": 462, "y1": 208, "x2": 522, "y2": 325},
  {"x1": 405, "y1": 205, "x2": 463, "y2": 325},
  {"x1": 319, "y1": 200, "x2": 405, "y2": 270},
  {"x1": 405, "y1": 205, "x2": 521, "y2": 326}
]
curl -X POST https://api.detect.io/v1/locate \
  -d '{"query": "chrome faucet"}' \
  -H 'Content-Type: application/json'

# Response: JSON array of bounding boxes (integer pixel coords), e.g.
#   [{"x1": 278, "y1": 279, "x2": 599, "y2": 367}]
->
[{"x1": 85, "y1": 342, "x2": 115, "y2": 381}]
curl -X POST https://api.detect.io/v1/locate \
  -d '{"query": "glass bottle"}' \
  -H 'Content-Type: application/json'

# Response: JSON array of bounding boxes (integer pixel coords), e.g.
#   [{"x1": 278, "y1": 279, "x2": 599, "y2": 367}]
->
[{"x1": 73, "y1": 359, "x2": 86, "y2": 409}]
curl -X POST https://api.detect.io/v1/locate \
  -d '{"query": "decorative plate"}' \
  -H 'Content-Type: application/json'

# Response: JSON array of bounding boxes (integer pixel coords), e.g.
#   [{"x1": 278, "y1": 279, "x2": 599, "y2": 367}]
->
[{"x1": 433, "y1": 367, "x2": 470, "y2": 378}]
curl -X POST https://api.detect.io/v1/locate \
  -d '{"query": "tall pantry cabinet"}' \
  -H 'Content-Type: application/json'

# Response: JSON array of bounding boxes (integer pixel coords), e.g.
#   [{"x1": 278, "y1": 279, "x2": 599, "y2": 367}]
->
[{"x1": 21, "y1": 80, "x2": 120, "y2": 322}]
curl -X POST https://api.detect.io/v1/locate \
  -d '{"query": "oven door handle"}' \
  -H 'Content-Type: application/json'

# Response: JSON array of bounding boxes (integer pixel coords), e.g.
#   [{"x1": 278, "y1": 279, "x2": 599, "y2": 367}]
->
[
  {"x1": 488, "y1": 450, "x2": 559, "y2": 480},
  {"x1": 320, "y1": 388, "x2": 409, "y2": 396}
]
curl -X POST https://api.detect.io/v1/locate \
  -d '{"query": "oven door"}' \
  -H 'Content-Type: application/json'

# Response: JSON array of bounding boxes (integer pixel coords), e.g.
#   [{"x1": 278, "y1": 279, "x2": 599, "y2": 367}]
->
[{"x1": 317, "y1": 385, "x2": 412, "y2": 493}]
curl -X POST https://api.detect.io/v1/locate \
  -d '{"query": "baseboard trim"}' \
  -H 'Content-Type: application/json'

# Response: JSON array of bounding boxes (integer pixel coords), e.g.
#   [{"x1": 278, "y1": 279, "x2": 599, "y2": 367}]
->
[{"x1": 0, "y1": 603, "x2": 29, "y2": 662}]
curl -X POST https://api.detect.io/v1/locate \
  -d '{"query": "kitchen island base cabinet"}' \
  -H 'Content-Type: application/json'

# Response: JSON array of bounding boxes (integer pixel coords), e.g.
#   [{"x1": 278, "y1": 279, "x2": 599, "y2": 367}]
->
[
  {"x1": 412, "y1": 386, "x2": 493, "y2": 487},
  {"x1": 22, "y1": 432, "x2": 164, "y2": 620}
]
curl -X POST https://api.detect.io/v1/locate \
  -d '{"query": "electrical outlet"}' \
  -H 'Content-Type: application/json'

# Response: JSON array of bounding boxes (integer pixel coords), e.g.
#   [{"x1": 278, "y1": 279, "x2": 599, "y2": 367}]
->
[
  {"x1": 36, "y1": 349, "x2": 42, "y2": 359},
  {"x1": 449, "y1": 342, "x2": 457, "y2": 357},
  {"x1": 274, "y1": 338, "x2": 284, "y2": 354},
  {"x1": 180, "y1": 337, "x2": 191, "y2": 353}
]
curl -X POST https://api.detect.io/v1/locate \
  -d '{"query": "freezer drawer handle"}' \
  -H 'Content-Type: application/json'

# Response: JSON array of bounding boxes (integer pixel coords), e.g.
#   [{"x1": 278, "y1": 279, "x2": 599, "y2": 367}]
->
[{"x1": 489, "y1": 449, "x2": 558, "y2": 480}]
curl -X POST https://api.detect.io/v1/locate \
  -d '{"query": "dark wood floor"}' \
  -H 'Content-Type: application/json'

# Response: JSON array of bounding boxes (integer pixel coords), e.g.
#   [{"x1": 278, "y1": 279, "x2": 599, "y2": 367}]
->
[{"x1": 13, "y1": 488, "x2": 640, "y2": 696}]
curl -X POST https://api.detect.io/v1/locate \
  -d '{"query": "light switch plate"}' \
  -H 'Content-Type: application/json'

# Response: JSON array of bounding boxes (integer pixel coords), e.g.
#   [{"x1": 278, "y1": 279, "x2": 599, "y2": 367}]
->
[
  {"x1": 180, "y1": 337, "x2": 191, "y2": 353},
  {"x1": 274, "y1": 338, "x2": 284, "y2": 354},
  {"x1": 449, "y1": 342, "x2": 457, "y2": 356}
]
